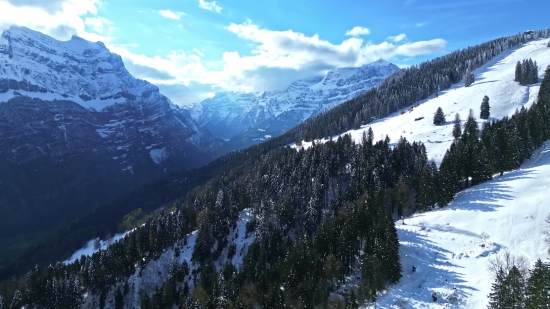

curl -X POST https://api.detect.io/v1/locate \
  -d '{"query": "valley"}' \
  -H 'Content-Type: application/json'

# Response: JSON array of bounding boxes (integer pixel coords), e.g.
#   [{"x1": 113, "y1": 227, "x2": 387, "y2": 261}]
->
[{"x1": 0, "y1": 16, "x2": 549, "y2": 309}]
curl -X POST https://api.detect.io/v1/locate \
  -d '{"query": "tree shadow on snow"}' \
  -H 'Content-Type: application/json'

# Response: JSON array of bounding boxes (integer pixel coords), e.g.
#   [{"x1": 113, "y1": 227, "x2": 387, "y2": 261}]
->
[
  {"x1": 447, "y1": 169, "x2": 537, "y2": 212},
  {"x1": 377, "y1": 228, "x2": 477, "y2": 307}
]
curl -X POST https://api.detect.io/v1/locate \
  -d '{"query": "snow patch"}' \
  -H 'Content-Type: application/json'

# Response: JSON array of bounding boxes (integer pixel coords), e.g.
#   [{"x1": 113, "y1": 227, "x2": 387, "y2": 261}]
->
[{"x1": 149, "y1": 147, "x2": 168, "y2": 165}]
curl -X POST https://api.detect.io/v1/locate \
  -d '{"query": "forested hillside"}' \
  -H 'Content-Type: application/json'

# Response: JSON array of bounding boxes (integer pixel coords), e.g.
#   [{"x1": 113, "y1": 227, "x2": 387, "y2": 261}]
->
[{"x1": 1, "y1": 30, "x2": 549, "y2": 308}]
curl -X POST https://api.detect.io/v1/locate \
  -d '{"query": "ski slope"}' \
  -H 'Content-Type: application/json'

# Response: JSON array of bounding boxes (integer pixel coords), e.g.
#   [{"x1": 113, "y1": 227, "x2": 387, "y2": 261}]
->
[
  {"x1": 293, "y1": 39, "x2": 550, "y2": 165},
  {"x1": 364, "y1": 139, "x2": 550, "y2": 309}
]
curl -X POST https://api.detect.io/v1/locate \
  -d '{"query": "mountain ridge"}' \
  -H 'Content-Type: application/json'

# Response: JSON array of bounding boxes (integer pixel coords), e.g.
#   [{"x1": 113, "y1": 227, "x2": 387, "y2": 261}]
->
[
  {"x1": 0, "y1": 26, "x2": 222, "y2": 256},
  {"x1": 188, "y1": 59, "x2": 400, "y2": 146}
]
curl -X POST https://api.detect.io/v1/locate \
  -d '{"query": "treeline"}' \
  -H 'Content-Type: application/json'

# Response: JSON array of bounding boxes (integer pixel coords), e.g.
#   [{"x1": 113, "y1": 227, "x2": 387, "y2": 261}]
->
[
  {"x1": 436, "y1": 66, "x2": 550, "y2": 205},
  {"x1": 291, "y1": 29, "x2": 549, "y2": 142},
  {"x1": 488, "y1": 259, "x2": 550, "y2": 308},
  {"x1": 1, "y1": 127, "x2": 434, "y2": 308}
]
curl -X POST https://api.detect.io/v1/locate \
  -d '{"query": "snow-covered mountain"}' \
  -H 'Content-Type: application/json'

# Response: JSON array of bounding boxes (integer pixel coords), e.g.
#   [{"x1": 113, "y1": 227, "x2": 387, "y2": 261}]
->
[
  {"x1": 189, "y1": 59, "x2": 399, "y2": 147},
  {"x1": 0, "y1": 26, "x2": 222, "y2": 238},
  {"x1": 293, "y1": 38, "x2": 550, "y2": 308}
]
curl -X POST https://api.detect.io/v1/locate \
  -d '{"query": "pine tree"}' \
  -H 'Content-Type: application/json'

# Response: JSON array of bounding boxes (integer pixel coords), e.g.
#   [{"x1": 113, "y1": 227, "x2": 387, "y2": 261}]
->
[
  {"x1": 480, "y1": 95, "x2": 491, "y2": 119},
  {"x1": 532, "y1": 60, "x2": 539, "y2": 84},
  {"x1": 433, "y1": 107, "x2": 446, "y2": 125},
  {"x1": 519, "y1": 59, "x2": 531, "y2": 86},
  {"x1": 515, "y1": 61, "x2": 522, "y2": 82},
  {"x1": 462, "y1": 109, "x2": 480, "y2": 142},
  {"x1": 465, "y1": 68, "x2": 475, "y2": 87},
  {"x1": 488, "y1": 268, "x2": 508, "y2": 309},
  {"x1": 9, "y1": 290, "x2": 22, "y2": 309},
  {"x1": 505, "y1": 266, "x2": 525, "y2": 308},
  {"x1": 115, "y1": 288, "x2": 124, "y2": 309},
  {"x1": 525, "y1": 259, "x2": 550, "y2": 308},
  {"x1": 452, "y1": 114, "x2": 462, "y2": 139}
]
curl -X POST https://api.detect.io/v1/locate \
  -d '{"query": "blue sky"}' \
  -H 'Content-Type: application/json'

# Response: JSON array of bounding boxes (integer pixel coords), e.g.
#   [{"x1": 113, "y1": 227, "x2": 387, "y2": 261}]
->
[{"x1": 0, "y1": 0, "x2": 548, "y2": 106}]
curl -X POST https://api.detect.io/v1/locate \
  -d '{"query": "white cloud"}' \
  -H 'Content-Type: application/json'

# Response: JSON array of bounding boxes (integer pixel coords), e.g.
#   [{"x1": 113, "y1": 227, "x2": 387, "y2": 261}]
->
[
  {"x1": 198, "y1": 0, "x2": 222, "y2": 13},
  {"x1": 0, "y1": 0, "x2": 109, "y2": 42},
  {"x1": 387, "y1": 33, "x2": 407, "y2": 42},
  {"x1": 158, "y1": 9, "x2": 186, "y2": 20},
  {"x1": 111, "y1": 20, "x2": 445, "y2": 105},
  {"x1": 416, "y1": 22, "x2": 427, "y2": 27},
  {"x1": 84, "y1": 16, "x2": 111, "y2": 34},
  {"x1": 193, "y1": 48, "x2": 204, "y2": 57},
  {"x1": 345, "y1": 26, "x2": 371, "y2": 37}
]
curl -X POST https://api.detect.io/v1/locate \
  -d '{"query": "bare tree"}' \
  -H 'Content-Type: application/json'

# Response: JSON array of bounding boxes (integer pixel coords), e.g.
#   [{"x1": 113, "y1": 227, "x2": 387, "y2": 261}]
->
[{"x1": 487, "y1": 250, "x2": 529, "y2": 278}]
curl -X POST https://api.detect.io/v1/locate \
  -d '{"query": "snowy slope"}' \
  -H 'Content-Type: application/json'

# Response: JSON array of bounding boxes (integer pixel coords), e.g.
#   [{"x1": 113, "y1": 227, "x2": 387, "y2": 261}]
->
[
  {"x1": 364, "y1": 139, "x2": 550, "y2": 309},
  {"x1": 294, "y1": 39, "x2": 550, "y2": 165}
]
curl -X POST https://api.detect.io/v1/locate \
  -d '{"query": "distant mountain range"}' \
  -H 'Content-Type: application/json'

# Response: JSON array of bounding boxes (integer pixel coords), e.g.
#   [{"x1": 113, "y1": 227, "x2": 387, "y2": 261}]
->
[{"x1": 188, "y1": 59, "x2": 399, "y2": 150}]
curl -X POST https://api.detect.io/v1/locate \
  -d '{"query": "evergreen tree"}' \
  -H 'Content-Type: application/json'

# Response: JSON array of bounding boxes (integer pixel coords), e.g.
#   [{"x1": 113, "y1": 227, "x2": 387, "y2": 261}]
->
[
  {"x1": 505, "y1": 266, "x2": 525, "y2": 308},
  {"x1": 9, "y1": 290, "x2": 22, "y2": 309},
  {"x1": 433, "y1": 107, "x2": 446, "y2": 125},
  {"x1": 521, "y1": 60, "x2": 530, "y2": 85},
  {"x1": 515, "y1": 61, "x2": 522, "y2": 82},
  {"x1": 525, "y1": 259, "x2": 550, "y2": 308},
  {"x1": 465, "y1": 68, "x2": 475, "y2": 87},
  {"x1": 115, "y1": 288, "x2": 124, "y2": 309},
  {"x1": 480, "y1": 95, "x2": 491, "y2": 119},
  {"x1": 462, "y1": 109, "x2": 480, "y2": 142},
  {"x1": 385, "y1": 215, "x2": 403, "y2": 283},
  {"x1": 488, "y1": 268, "x2": 508, "y2": 309},
  {"x1": 452, "y1": 113, "x2": 462, "y2": 139},
  {"x1": 532, "y1": 60, "x2": 539, "y2": 84}
]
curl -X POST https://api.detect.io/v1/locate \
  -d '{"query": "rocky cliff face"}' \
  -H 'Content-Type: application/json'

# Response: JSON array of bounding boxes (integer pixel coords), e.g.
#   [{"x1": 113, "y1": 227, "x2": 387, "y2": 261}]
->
[
  {"x1": 0, "y1": 26, "x2": 222, "y2": 240},
  {"x1": 189, "y1": 59, "x2": 400, "y2": 148}
]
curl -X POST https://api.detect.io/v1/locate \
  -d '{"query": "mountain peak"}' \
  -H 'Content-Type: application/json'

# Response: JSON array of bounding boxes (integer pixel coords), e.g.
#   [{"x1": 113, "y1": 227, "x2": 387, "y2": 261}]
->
[
  {"x1": 0, "y1": 26, "x2": 158, "y2": 110},
  {"x1": 369, "y1": 59, "x2": 391, "y2": 66}
]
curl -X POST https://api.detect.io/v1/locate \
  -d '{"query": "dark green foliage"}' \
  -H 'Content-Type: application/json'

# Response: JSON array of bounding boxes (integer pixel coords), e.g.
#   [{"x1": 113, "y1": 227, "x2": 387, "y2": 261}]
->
[
  {"x1": 525, "y1": 259, "x2": 550, "y2": 308},
  {"x1": 465, "y1": 68, "x2": 475, "y2": 87},
  {"x1": 481, "y1": 95, "x2": 491, "y2": 119},
  {"x1": 515, "y1": 61, "x2": 522, "y2": 82},
  {"x1": 516, "y1": 58, "x2": 539, "y2": 85},
  {"x1": 487, "y1": 268, "x2": 507, "y2": 309},
  {"x1": 506, "y1": 266, "x2": 526, "y2": 308},
  {"x1": 452, "y1": 113, "x2": 462, "y2": 139},
  {"x1": 115, "y1": 288, "x2": 124, "y2": 309},
  {"x1": 433, "y1": 107, "x2": 446, "y2": 125}
]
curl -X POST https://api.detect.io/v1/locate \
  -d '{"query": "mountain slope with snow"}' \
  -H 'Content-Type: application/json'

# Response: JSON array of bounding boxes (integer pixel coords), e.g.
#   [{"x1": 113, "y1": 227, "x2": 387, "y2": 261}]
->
[
  {"x1": 0, "y1": 26, "x2": 223, "y2": 255},
  {"x1": 190, "y1": 60, "x2": 399, "y2": 148},
  {"x1": 294, "y1": 39, "x2": 550, "y2": 165},
  {"x1": 366, "y1": 138, "x2": 550, "y2": 309},
  {"x1": 289, "y1": 38, "x2": 550, "y2": 308}
]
